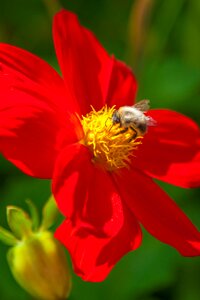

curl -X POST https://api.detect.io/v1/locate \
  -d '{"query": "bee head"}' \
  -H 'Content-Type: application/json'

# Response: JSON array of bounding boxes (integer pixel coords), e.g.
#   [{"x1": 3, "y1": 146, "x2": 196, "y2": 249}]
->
[{"x1": 112, "y1": 110, "x2": 120, "y2": 124}]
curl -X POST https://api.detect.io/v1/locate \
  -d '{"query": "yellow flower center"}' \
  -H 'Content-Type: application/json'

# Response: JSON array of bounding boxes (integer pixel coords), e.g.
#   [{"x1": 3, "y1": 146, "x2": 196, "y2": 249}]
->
[{"x1": 80, "y1": 106, "x2": 143, "y2": 171}]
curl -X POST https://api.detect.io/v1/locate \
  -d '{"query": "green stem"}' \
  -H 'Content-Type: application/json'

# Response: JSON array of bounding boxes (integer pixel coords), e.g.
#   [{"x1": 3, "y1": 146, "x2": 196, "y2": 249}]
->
[{"x1": 153, "y1": 0, "x2": 186, "y2": 54}]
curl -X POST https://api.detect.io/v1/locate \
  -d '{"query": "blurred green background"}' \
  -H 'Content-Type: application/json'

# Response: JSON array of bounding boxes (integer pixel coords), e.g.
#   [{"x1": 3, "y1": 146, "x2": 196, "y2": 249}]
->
[{"x1": 0, "y1": 0, "x2": 200, "y2": 299}]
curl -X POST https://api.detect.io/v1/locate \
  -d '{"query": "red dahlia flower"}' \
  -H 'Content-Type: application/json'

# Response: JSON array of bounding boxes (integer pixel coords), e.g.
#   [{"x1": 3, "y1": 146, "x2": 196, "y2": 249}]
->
[{"x1": 0, "y1": 9, "x2": 200, "y2": 282}]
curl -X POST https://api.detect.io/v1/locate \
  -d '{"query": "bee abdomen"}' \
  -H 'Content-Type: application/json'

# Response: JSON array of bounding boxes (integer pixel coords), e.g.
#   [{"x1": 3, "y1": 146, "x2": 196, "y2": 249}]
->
[{"x1": 136, "y1": 122, "x2": 147, "y2": 134}]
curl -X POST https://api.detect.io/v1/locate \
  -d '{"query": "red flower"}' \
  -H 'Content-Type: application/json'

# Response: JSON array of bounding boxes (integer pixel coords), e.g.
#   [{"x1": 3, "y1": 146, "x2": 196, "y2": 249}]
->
[{"x1": 1, "y1": 9, "x2": 200, "y2": 282}]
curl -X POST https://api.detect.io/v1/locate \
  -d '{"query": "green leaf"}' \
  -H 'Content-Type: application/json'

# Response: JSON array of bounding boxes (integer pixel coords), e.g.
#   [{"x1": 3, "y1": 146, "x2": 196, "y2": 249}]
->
[
  {"x1": 7, "y1": 206, "x2": 32, "y2": 239},
  {"x1": 0, "y1": 226, "x2": 18, "y2": 246},
  {"x1": 26, "y1": 199, "x2": 40, "y2": 231},
  {"x1": 40, "y1": 195, "x2": 59, "y2": 230}
]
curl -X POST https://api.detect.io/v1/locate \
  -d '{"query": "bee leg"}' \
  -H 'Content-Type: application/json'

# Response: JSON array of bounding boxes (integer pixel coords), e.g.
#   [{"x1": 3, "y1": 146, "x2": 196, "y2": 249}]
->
[
  {"x1": 115, "y1": 127, "x2": 128, "y2": 136},
  {"x1": 129, "y1": 127, "x2": 138, "y2": 142}
]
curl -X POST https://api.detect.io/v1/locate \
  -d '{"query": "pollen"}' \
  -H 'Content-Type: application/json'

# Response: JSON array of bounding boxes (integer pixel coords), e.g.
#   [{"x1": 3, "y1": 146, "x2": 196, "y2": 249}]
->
[{"x1": 80, "y1": 106, "x2": 142, "y2": 171}]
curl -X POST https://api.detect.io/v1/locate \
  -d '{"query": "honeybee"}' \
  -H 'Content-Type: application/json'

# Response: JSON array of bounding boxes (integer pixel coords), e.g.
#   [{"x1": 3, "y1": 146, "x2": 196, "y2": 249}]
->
[{"x1": 112, "y1": 99, "x2": 156, "y2": 139}]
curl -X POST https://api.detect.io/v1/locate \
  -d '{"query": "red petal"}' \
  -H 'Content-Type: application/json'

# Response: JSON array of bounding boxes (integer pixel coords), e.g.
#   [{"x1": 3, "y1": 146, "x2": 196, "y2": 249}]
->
[
  {"x1": 53, "y1": 10, "x2": 113, "y2": 115},
  {"x1": 133, "y1": 109, "x2": 200, "y2": 187},
  {"x1": 0, "y1": 43, "x2": 74, "y2": 113},
  {"x1": 52, "y1": 143, "x2": 124, "y2": 236},
  {"x1": 114, "y1": 168, "x2": 200, "y2": 256},
  {"x1": 106, "y1": 58, "x2": 138, "y2": 108},
  {"x1": 55, "y1": 206, "x2": 142, "y2": 282},
  {"x1": 0, "y1": 43, "x2": 77, "y2": 178}
]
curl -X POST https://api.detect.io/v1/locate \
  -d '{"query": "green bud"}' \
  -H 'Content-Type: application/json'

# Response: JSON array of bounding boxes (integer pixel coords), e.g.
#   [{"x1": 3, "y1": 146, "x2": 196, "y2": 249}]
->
[
  {"x1": 7, "y1": 231, "x2": 71, "y2": 300},
  {"x1": 0, "y1": 196, "x2": 71, "y2": 300}
]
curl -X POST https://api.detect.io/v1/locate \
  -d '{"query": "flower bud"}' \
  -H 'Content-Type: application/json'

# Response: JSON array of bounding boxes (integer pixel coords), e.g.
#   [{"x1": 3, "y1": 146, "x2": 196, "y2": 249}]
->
[
  {"x1": 7, "y1": 231, "x2": 71, "y2": 300},
  {"x1": 0, "y1": 196, "x2": 71, "y2": 300}
]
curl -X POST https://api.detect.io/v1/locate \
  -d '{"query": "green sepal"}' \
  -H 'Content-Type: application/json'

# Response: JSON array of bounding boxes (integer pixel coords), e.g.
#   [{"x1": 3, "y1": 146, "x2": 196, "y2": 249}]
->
[
  {"x1": 7, "y1": 206, "x2": 32, "y2": 239},
  {"x1": 40, "y1": 195, "x2": 59, "y2": 230},
  {"x1": 0, "y1": 226, "x2": 18, "y2": 246},
  {"x1": 26, "y1": 199, "x2": 40, "y2": 231}
]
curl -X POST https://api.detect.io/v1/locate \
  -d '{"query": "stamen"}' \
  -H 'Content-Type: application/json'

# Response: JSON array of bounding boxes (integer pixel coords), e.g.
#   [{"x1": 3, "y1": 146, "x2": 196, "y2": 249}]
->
[{"x1": 80, "y1": 106, "x2": 142, "y2": 171}]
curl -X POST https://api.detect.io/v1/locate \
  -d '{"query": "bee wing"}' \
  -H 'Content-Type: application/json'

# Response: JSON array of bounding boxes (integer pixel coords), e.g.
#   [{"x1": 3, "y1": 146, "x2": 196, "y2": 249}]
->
[
  {"x1": 133, "y1": 99, "x2": 150, "y2": 112},
  {"x1": 146, "y1": 116, "x2": 157, "y2": 126}
]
